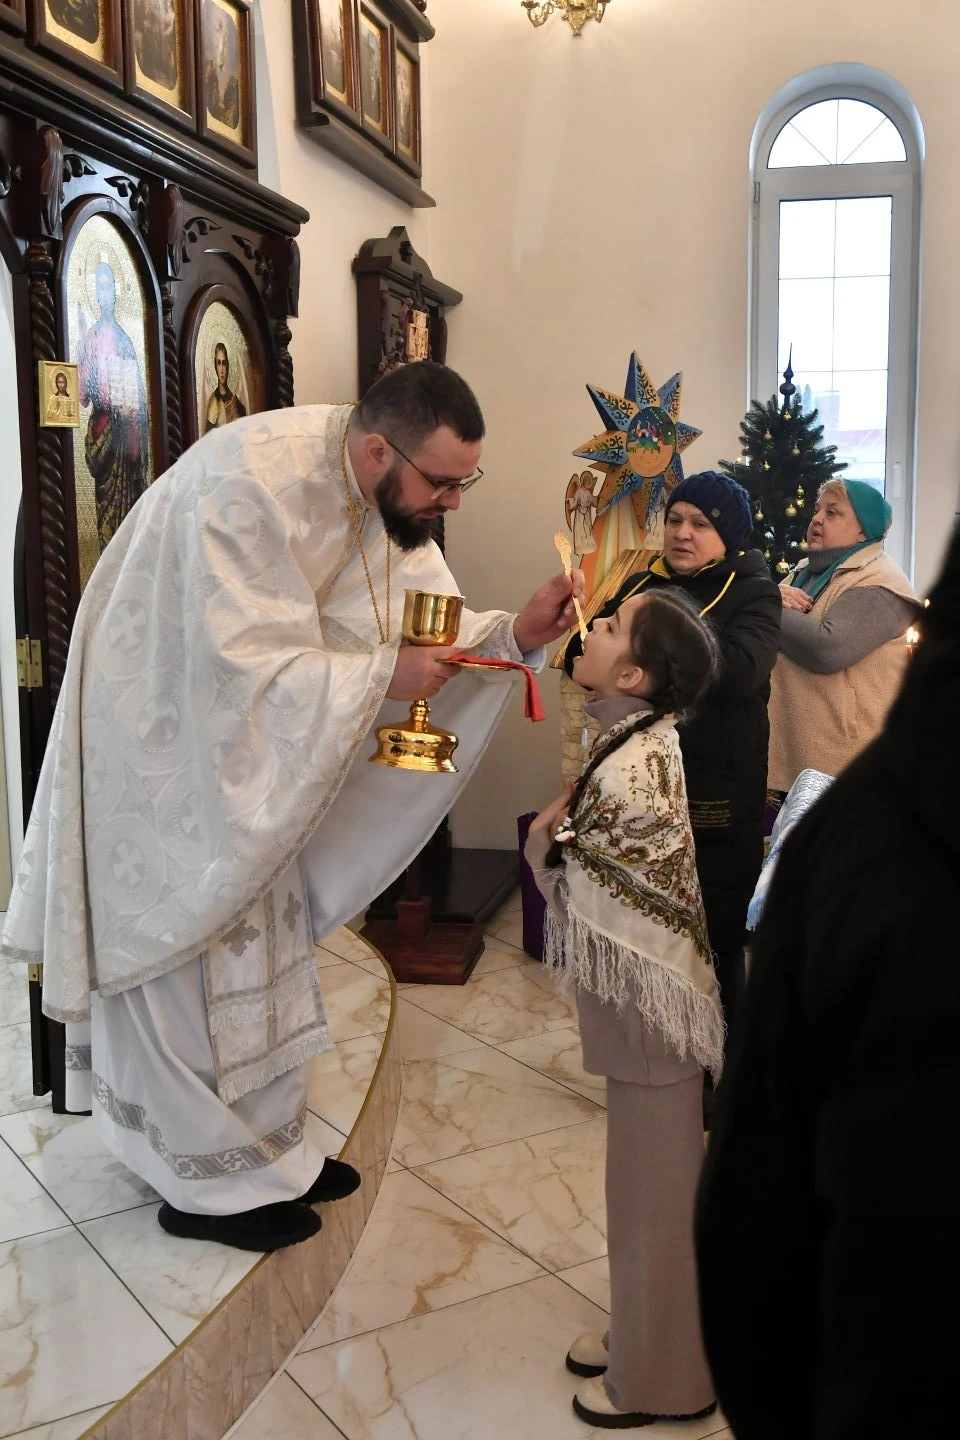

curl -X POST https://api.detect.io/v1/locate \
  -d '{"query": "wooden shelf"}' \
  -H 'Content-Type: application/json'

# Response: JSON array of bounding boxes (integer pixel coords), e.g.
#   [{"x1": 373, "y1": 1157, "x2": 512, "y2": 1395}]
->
[{"x1": 301, "y1": 113, "x2": 435, "y2": 208}]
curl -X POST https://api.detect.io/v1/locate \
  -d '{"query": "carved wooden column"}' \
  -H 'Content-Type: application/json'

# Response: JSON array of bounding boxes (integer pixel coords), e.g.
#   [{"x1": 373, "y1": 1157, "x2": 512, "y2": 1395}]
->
[
  {"x1": 160, "y1": 184, "x2": 184, "y2": 463},
  {"x1": 274, "y1": 320, "x2": 294, "y2": 408},
  {"x1": 29, "y1": 130, "x2": 72, "y2": 705},
  {"x1": 271, "y1": 238, "x2": 299, "y2": 408}
]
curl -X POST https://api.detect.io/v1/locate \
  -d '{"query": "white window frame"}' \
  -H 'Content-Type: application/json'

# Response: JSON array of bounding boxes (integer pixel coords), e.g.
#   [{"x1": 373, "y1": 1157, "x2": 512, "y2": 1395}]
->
[{"x1": 751, "y1": 84, "x2": 921, "y2": 576}]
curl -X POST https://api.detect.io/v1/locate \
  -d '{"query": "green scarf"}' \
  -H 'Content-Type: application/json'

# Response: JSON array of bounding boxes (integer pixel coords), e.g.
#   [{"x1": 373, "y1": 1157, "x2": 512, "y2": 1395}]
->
[{"x1": 792, "y1": 540, "x2": 875, "y2": 600}]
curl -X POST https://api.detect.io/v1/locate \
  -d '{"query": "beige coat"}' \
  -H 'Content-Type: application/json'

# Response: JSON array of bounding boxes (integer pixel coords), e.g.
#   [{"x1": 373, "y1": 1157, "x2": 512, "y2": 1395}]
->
[{"x1": 768, "y1": 543, "x2": 917, "y2": 791}]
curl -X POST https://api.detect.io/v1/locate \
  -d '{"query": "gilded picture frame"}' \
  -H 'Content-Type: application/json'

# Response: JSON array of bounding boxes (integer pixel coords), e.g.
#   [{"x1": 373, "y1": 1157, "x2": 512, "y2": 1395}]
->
[
  {"x1": 196, "y1": 0, "x2": 256, "y2": 166},
  {"x1": 37, "y1": 361, "x2": 81, "y2": 429},
  {"x1": 182, "y1": 283, "x2": 266, "y2": 446},
  {"x1": 30, "y1": 0, "x2": 124, "y2": 90},
  {"x1": 122, "y1": 0, "x2": 197, "y2": 130},
  {"x1": 61, "y1": 206, "x2": 161, "y2": 592},
  {"x1": 312, "y1": 0, "x2": 360, "y2": 124},
  {"x1": 393, "y1": 32, "x2": 420, "y2": 177},
  {"x1": 357, "y1": 1, "x2": 392, "y2": 152}
]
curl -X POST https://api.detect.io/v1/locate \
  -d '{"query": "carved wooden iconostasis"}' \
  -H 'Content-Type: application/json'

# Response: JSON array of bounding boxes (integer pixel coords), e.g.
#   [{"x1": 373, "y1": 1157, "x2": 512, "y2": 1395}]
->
[{"x1": 1, "y1": 1, "x2": 307, "y2": 1107}]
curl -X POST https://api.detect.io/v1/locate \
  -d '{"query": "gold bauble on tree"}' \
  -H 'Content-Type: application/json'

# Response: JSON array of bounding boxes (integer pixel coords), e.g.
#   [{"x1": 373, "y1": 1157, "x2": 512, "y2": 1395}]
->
[
  {"x1": 799, "y1": 539, "x2": 809, "y2": 550},
  {"x1": 785, "y1": 502, "x2": 797, "y2": 518},
  {"x1": 776, "y1": 557, "x2": 790, "y2": 575},
  {"x1": 792, "y1": 445, "x2": 800, "y2": 457}
]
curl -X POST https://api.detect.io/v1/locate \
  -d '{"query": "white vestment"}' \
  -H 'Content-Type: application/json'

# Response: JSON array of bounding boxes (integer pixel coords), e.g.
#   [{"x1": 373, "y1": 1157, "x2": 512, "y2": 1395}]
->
[{"x1": 4, "y1": 404, "x2": 538, "y2": 1211}]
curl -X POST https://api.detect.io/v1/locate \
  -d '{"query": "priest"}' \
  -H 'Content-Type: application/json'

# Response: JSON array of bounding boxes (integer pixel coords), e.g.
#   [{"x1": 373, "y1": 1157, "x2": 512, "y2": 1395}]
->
[{"x1": 2, "y1": 363, "x2": 581, "y2": 1252}]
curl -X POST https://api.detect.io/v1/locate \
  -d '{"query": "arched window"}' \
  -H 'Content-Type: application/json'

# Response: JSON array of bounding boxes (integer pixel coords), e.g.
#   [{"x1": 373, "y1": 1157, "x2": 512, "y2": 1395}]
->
[{"x1": 752, "y1": 75, "x2": 922, "y2": 572}]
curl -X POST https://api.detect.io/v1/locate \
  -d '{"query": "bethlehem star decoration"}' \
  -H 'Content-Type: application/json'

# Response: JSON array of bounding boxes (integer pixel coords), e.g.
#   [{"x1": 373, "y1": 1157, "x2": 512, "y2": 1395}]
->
[{"x1": 573, "y1": 353, "x2": 702, "y2": 531}]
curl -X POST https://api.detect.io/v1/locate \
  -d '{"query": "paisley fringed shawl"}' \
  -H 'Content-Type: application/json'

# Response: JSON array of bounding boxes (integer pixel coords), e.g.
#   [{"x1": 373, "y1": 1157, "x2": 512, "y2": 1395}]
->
[{"x1": 544, "y1": 714, "x2": 724, "y2": 1077}]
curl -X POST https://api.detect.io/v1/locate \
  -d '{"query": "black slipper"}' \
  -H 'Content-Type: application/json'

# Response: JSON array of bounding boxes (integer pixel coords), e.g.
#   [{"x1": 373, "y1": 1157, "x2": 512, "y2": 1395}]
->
[
  {"x1": 300, "y1": 1158, "x2": 362, "y2": 1204},
  {"x1": 157, "y1": 1199, "x2": 321, "y2": 1252}
]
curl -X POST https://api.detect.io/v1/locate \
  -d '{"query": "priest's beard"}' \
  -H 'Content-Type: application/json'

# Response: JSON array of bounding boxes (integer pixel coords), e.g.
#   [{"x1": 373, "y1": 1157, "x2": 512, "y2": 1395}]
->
[{"x1": 375, "y1": 464, "x2": 441, "y2": 552}]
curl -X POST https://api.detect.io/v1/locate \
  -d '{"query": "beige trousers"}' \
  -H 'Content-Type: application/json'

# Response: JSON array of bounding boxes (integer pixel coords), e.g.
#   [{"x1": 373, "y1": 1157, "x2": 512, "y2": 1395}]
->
[{"x1": 604, "y1": 1073, "x2": 716, "y2": 1416}]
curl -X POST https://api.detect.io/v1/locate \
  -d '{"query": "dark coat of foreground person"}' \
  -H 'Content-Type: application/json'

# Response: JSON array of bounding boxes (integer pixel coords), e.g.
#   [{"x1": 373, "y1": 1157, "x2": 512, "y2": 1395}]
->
[{"x1": 696, "y1": 522, "x2": 960, "y2": 1440}]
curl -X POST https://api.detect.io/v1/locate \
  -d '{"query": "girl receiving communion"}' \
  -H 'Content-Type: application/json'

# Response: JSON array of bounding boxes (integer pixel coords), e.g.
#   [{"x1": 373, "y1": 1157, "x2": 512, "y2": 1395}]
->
[{"x1": 526, "y1": 588, "x2": 723, "y2": 1430}]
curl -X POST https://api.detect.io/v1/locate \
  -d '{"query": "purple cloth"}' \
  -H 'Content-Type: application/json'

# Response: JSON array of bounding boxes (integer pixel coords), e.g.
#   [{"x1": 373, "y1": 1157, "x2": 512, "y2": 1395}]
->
[{"x1": 517, "y1": 813, "x2": 546, "y2": 962}]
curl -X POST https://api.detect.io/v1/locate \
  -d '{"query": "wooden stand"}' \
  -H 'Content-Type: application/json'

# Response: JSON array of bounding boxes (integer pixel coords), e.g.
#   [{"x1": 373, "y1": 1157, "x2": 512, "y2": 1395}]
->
[{"x1": 362, "y1": 845, "x2": 519, "y2": 985}]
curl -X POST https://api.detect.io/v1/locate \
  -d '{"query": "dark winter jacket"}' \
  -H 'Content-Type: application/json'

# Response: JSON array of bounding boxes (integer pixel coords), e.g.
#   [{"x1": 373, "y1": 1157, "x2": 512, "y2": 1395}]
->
[
  {"x1": 565, "y1": 549, "x2": 782, "y2": 952},
  {"x1": 695, "y1": 524, "x2": 960, "y2": 1440}
]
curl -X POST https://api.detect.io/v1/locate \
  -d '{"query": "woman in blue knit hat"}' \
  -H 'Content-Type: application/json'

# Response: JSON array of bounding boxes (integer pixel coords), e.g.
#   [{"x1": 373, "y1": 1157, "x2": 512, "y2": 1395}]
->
[
  {"x1": 768, "y1": 478, "x2": 919, "y2": 793},
  {"x1": 565, "y1": 470, "x2": 782, "y2": 1047}
]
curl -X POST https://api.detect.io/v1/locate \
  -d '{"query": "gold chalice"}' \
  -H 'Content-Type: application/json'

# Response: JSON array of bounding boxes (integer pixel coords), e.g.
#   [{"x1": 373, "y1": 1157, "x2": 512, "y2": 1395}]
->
[{"x1": 370, "y1": 590, "x2": 464, "y2": 774}]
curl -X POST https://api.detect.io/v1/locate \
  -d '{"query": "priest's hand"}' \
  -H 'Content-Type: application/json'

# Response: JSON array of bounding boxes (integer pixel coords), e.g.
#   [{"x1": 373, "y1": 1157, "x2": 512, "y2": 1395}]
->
[
  {"x1": 513, "y1": 571, "x2": 586, "y2": 653},
  {"x1": 387, "y1": 644, "x2": 459, "y2": 700}
]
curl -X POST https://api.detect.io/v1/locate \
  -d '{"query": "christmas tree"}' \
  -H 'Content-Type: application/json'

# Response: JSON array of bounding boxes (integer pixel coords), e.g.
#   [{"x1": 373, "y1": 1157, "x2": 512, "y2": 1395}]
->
[{"x1": 720, "y1": 357, "x2": 846, "y2": 578}]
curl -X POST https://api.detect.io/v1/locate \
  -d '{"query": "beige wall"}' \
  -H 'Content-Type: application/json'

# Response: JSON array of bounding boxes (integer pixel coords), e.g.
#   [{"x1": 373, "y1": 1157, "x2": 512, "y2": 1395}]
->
[{"x1": 416, "y1": 0, "x2": 960, "y2": 848}]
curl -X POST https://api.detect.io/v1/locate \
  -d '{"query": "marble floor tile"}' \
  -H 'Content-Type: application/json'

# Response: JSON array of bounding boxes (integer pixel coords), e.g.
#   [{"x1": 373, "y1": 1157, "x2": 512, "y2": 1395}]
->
[
  {"x1": 227, "y1": 1375, "x2": 341, "y2": 1440},
  {"x1": 414, "y1": 1117, "x2": 607, "y2": 1271},
  {"x1": 0, "y1": 963, "x2": 30, "y2": 1029},
  {"x1": 317, "y1": 926, "x2": 384, "y2": 974},
  {"x1": 0, "y1": 1227, "x2": 171, "y2": 1436},
  {"x1": 314, "y1": 945, "x2": 345, "y2": 970},
  {"x1": 305, "y1": 1110, "x2": 348, "y2": 1161},
  {"x1": 80, "y1": 1203, "x2": 258, "y2": 1344},
  {"x1": 0, "y1": 1023, "x2": 47, "y2": 1118},
  {"x1": 0, "y1": 1110, "x2": 158, "y2": 1224},
  {"x1": 302, "y1": 1170, "x2": 544, "y2": 1349},
  {"x1": 497, "y1": 1025, "x2": 607, "y2": 1107},
  {"x1": 3, "y1": 1406, "x2": 114, "y2": 1440},
  {"x1": 0, "y1": 1137, "x2": 70, "y2": 1244},
  {"x1": 394, "y1": 1047, "x2": 602, "y2": 1168},
  {"x1": 484, "y1": 909, "x2": 526, "y2": 952},
  {"x1": 318, "y1": 963, "x2": 391, "y2": 1043},
  {"x1": 471, "y1": 937, "x2": 538, "y2": 978},
  {"x1": 401, "y1": 966, "x2": 575, "y2": 1046},
  {"x1": 305, "y1": 1031, "x2": 384, "y2": 1137},
  {"x1": 396, "y1": 999, "x2": 476, "y2": 1063},
  {"x1": 291, "y1": 1273, "x2": 728, "y2": 1440},
  {"x1": 556, "y1": 1256, "x2": 610, "y2": 1312}
]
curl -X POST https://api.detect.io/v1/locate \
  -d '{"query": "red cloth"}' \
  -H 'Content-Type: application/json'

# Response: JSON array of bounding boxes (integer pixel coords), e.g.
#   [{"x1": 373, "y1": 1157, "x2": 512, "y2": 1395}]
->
[{"x1": 449, "y1": 654, "x2": 545, "y2": 722}]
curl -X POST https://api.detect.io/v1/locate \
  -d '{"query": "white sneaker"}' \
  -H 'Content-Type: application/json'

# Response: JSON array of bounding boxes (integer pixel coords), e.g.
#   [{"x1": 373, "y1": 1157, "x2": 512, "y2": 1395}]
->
[
  {"x1": 565, "y1": 1331, "x2": 609, "y2": 1376},
  {"x1": 572, "y1": 1375, "x2": 719, "y2": 1430}
]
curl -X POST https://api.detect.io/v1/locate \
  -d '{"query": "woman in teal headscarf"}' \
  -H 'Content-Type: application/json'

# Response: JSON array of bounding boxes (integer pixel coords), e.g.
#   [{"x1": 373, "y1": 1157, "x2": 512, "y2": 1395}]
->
[{"x1": 768, "y1": 478, "x2": 919, "y2": 792}]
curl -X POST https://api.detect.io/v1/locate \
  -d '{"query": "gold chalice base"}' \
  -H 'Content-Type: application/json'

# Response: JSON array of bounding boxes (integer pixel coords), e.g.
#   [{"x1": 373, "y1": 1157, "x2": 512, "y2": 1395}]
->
[
  {"x1": 370, "y1": 590, "x2": 464, "y2": 775},
  {"x1": 370, "y1": 699, "x2": 459, "y2": 773}
]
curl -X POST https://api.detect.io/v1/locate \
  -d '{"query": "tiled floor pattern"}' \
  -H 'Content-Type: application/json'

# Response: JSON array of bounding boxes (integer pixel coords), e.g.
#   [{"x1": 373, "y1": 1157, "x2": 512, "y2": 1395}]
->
[
  {"x1": 228, "y1": 894, "x2": 733, "y2": 1440},
  {"x1": 2, "y1": 896, "x2": 730, "y2": 1440},
  {"x1": 0, "y1": 928, "x2": 389, "y2": 1440}
]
